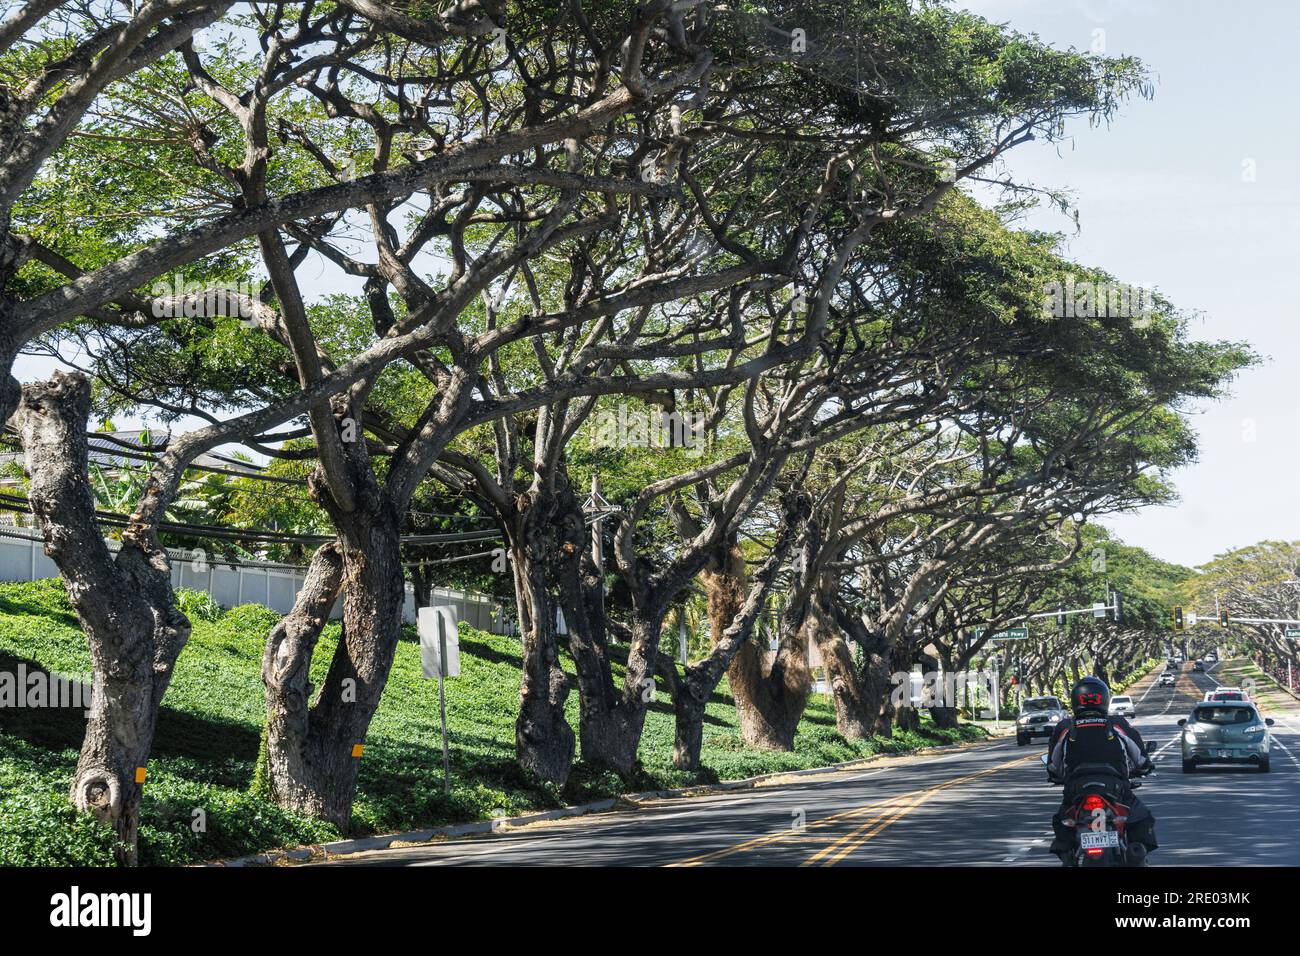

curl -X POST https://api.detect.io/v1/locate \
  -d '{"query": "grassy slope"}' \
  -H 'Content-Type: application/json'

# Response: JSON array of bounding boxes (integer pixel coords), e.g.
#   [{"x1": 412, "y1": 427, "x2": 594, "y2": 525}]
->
[{"x1": 0, "y1": 579, "x2": 983, "y2": 865}]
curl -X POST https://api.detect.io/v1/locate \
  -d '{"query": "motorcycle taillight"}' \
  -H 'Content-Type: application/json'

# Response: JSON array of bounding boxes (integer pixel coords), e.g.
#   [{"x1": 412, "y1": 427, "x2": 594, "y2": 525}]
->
[{"x1": 1082, "y1": 794, "x2": 1106, "y2": 811}]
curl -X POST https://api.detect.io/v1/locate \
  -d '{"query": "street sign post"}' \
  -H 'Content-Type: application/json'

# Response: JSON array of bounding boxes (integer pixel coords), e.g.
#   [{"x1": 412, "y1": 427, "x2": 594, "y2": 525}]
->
[{"x1": 419, "y1": 606, "x2": 460, "y2": 794}]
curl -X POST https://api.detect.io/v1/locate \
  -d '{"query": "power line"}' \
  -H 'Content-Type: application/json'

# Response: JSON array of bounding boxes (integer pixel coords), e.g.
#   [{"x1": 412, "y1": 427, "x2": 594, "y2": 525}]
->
[
  {"x1": 0, "y1": 493, "x2": 502, "y2": 547},
  {"x1": 0, "y1": 433, "x2": 496, "y2": 521},
  {"x1": 407, "y1": 548, "x2": 502, "y2": 568}
]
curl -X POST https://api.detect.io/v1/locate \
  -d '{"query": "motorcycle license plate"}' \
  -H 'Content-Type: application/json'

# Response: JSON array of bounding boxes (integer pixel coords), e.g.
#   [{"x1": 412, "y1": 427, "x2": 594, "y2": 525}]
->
[{"x1": 1079, "y1": 831, "x2": 1120, "y2": 850}]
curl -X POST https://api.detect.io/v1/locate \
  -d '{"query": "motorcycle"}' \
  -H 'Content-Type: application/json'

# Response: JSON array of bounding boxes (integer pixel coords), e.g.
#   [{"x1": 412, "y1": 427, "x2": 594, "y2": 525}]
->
[{"x1": 1041, "y1": 742, "x2": 1156, "y2": 867}]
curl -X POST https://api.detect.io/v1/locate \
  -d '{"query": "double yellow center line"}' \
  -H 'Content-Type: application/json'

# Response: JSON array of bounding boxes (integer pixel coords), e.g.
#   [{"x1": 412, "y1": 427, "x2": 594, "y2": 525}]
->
[{"x1": 669, "y1": 752, "x2": 1038, "y2": 867}]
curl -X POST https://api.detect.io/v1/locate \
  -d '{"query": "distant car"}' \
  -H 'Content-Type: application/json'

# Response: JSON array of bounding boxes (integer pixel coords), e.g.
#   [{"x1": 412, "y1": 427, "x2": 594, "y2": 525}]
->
[
  {"x1": 1109, "y1": 695, "x2": 1135, "y2": 718},
  {"x1": 1193, "y1": 660, "x2": 1204, "y2": 671},
  {"x1": 1204, "y1": 687, "x2": 1247, "y2": 702},
  {"x1": 1206, "y1": 652, "x2": 1218, "y2": 662},
  {"x1": 1180, "y1": 701, "x2": 1274, "y2": 772},
  {"x1": 1159, "y1": 672, "x2": 1176, "y2": 687},
  {"x1": 1016, "y1": 696, "x2": 1067, "y2": 746}
]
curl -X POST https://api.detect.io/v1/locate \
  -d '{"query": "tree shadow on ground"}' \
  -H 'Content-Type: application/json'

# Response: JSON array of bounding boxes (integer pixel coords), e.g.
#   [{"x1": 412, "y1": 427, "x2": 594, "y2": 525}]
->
[{"x1": 0, "y1": 649, "x2": 261, "y2": 787}]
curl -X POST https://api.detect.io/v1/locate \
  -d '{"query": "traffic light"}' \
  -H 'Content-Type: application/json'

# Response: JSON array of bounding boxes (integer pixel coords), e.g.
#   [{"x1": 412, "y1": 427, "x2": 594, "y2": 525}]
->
[
  {"x1": 1056, "y1": 607, "x2": 1065, "y2": 628},
  {"x1": 1173, "y1": 606, "x2": 1185, "y2": 631},
  {"x1": 1219, "y1": 609, "x2": 1230, "y2": 627},
  {"x1": 1112, "y1": 591, "x2": 1123, "y2": 624}
]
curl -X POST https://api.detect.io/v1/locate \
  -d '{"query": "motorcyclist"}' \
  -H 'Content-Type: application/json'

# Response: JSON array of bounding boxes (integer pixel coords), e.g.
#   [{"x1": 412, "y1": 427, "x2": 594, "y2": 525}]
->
[{"x1": 1046, "y1": 675, "x2": 1157, "y2": 865}]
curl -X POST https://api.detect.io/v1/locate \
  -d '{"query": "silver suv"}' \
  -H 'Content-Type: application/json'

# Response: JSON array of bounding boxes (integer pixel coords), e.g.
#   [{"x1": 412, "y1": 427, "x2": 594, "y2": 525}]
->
[
  {"x1": 1016, "y1": 696, "x2": 1067, "y2": 746},
  {"x1": 1180, "y1": 701, "x2": 1273, "y2": 773}
]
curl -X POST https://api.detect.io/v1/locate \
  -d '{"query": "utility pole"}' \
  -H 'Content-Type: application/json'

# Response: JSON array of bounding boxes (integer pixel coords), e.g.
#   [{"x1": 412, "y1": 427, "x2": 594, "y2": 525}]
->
[
  {"x1": 591, "y1": 474, "x2": 603, "y2": 574},
  {"x1": 583, "y1": 474, "x2": 620, "y2": 642}
]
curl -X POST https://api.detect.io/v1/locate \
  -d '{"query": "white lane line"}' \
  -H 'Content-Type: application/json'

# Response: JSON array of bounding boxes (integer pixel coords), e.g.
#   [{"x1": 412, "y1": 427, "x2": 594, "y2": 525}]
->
[
  {"x1": 1137, "y1": 666, "x2": 1166, "y2": 704},
  {"x1": 1156, "y1": 678, "x2": 1184, "y2": 717},
  {"x1": 1153, "y1": 735, "x2": 1180, "y2": 758},
  {"x1": 1258, "y1": 700, "x2": 1300, "y2": 734},
  {"x1": 1004, "y1": 830, "x2": 1056, "y2": 864},
  {"x1": 1269, "y1": 735, "x2": 1300, "y2": 769}
]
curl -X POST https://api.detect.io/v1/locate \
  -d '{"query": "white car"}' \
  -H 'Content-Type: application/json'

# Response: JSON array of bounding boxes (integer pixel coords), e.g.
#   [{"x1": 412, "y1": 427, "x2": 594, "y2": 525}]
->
[
  {"x1": 1204, "y1": 687, "x2": 1248, "y2": 702},
  {"x1": 1109, "y1": 695, "x2": 1135, "y2": 718}
]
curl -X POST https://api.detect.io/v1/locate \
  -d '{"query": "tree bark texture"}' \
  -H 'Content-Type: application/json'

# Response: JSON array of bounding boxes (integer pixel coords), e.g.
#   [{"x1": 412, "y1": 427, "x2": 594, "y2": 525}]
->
[{"x1": 15, "y1": 371, "x2": 191, "y2": 864}]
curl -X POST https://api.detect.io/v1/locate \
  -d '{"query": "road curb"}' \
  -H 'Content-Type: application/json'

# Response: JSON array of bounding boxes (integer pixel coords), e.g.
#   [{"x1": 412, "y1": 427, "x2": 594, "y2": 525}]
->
[
  {"x1": 207, "y1": 798, "x2": 620, "y2": 867},
  {"x1": 207, "y1": 731, "x2": 998, "y2": 866}
]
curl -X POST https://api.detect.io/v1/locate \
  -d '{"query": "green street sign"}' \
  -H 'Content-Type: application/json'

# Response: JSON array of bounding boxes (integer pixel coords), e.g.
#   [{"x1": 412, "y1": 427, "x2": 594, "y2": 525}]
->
[
  {"x1": 974, "y1": 626, "x2": 1029, "y2": 641},
  {"x1": 1285, "y1": 627, "x2": 1300, "y2": 638}
]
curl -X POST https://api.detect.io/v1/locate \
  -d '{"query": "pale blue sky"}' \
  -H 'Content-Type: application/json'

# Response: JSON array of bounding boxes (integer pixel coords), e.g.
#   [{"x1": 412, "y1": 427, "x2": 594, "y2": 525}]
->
[{"x1": 959, "y1": 0, "x2": 1300, "y2": 567}]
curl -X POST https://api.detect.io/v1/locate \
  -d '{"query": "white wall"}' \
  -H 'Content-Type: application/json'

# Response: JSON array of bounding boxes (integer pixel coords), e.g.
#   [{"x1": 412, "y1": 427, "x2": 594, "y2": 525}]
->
[{"x1": 0, "y1": 527, "x2": 507, "y2": 633}]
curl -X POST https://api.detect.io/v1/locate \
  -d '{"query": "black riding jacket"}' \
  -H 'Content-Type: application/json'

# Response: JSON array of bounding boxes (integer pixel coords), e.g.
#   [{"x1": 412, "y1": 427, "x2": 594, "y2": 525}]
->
[{"x1": 1046, "y1": 713, "x2": 1150, "y2": 782}]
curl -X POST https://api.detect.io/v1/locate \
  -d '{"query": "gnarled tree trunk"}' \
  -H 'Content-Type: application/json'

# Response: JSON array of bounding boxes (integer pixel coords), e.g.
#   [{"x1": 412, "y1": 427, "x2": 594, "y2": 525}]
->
[
  {"x1": 727, "y1": 613, "x2": 812, "y2": 751},
  {"x1": 711, "y1": 542, "x2": 807, "y2": 750},
  {"x1": 15, "y1": 371, "x2": 190, "y2": 864},
  {"x1": 719, "y1": 488, "x2": 818, "y2": 752},
  {"x1": 814, "y1": 604, "x2": 877, "y2": 740},
  {"x1": 260, "y1": 494, "x2": 406, "y2": 828},
  {"x1": 557, "y1": 528, "x2": 641, "y2": 775},
  {"x1": 670, "y1": 502, "x2": 808, "y2": 767},
  {"x1": 260, "y1": 542, "x2": 343, "y2": 813},
  {"x1": 508, "y1": 489, "x2": 576, "y2": 784},
  {"x1": 893, "y1": 643, "x2": 922, "y2": 733}
]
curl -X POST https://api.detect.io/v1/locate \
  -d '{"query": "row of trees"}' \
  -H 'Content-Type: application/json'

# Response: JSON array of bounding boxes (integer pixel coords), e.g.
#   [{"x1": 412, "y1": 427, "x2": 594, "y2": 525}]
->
[
  {"x1": 1186, "y1": 542, "x2": 1300, "y2": 688},
  {"x1": 1, "y1": 1, "x2": 1250, "y2": 862}
]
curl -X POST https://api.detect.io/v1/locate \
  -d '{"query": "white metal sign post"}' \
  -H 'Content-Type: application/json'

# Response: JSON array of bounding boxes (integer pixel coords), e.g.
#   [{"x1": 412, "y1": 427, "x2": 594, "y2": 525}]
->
[{"x1": 419, "y1": 606, "x2": 460, "y2": 795}]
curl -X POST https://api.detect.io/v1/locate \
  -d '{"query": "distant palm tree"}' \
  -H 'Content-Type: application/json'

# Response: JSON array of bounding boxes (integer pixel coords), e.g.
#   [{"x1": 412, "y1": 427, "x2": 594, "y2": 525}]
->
[{"x1": 664, "y1": 591, "x2": 709, "y2": 663}]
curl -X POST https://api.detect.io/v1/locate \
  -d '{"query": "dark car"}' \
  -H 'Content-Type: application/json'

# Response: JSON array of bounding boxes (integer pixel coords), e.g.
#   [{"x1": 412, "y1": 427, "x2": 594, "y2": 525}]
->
[{"x1": 1016, "y1": 696, "x2": 1067, "y2": 746}]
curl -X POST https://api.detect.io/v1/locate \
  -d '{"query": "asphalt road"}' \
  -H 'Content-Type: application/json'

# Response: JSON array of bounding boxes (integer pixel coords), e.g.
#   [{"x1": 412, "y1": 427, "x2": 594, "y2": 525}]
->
[{"x1": 321, "y1": 660, "x2": 1300, "y2": 866}]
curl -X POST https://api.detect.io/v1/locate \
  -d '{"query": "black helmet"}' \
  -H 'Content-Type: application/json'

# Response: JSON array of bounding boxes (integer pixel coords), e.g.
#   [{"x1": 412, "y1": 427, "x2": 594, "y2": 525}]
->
[{"x1": 1070, "y1": 676, "x2": 1110, "y2": 716}]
